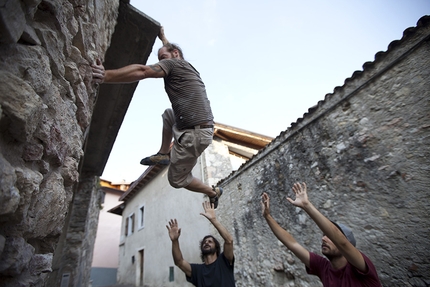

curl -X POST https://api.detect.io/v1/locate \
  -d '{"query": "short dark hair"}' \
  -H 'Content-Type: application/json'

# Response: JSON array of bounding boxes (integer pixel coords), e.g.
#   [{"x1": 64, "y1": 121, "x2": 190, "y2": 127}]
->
[
  {"x1": 162, "y1": 43, "x2": 184, "y2": 60},
  {"x1": 200, "y1": 235, "x2": 220, "y2": 262}
]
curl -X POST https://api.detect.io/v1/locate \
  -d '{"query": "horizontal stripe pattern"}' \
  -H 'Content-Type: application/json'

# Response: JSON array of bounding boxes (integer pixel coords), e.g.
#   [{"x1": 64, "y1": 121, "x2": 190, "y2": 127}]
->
[{"x1": 158, "y1": 59, "x2": 214, "y2": 130}]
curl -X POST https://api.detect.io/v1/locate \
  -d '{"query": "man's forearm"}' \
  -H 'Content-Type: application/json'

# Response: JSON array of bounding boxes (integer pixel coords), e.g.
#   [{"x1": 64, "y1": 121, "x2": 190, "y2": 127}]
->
[
  {"x1": 159, "y1": 33, "x2": 169, "y2": 46},
  {"x1": 302, "y1": 202, "x2": 345, "y2": 244},
  {"x1": 264, "y1": 213, "x2": 310, "y2": 266},
  {"x1": 171, "y1": 239, "x2": 193, "y2": 277},
  {"x1": 264, "y1": 214, "x2": 297, "y2": 248},
  {"x1": 171, "y1": 239, "x2": 184, "y2": 265},
  {"x1": 104, "y1": 65, "x2": 148, "y2": 83},
  {"x1": 210, "y1": 219, "x2": 233, "y2": 243},
  {"x1": 158, "y1": 26, "x2": 169, "y2": 45},
  {"x1": 211, "y1": 218, "x2": 234, "y2": 263}
]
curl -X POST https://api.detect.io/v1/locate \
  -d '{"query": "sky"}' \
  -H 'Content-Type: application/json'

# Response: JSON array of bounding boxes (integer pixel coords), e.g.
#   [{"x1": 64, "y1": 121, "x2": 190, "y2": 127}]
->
[{"x1": 100, "y1": 0, "x2": 430, "y2": 184}]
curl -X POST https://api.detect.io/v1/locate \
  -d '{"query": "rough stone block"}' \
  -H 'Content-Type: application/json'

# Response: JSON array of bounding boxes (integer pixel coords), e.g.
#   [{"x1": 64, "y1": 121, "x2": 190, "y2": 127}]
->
[
  {"x1": 0, "y1": 237, "x2": 34, "y2": 276},
  {"x1": 0, "y1": 0, "x2": 25, "y2": 43},
  {"x1": 0, "y1": 71, "x2": 44, "y2": 143},
  {"x1": 0, "y1": 154, "x2": 20, "y2": 216},
  {"x1": 29, "y1": 253, "x2": 53, "y2": 275}
]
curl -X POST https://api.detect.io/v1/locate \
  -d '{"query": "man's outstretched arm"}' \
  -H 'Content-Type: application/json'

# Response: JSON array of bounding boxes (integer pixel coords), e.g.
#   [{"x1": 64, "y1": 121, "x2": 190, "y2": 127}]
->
[
  {"x1": 166, "y1": 219, "x2": 192, "y2": 277},
  {"x1": 200, "y1": 201, "x2": 234, "y2": 264},
  {"x1": 261, "y1": 192, "x2": 310, "y2": 267},
  {"x1": 289, "y1": 182, "x2": 367, "y2": 272},
  {"x1": 91, "y1": 60, "x2": 165, "y2": 84}
]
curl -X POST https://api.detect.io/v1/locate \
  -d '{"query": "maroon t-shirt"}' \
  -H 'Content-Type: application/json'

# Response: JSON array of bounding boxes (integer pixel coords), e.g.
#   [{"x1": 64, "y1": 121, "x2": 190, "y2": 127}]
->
[{"x1": 306, "y1": 252, "x2": 382, "y2": 286}]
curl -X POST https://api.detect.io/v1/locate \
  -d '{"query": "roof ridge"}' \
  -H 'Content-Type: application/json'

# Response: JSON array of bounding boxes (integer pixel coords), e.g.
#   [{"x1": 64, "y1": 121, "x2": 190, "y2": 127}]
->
[{"x1": 217, "y1": 15, "x2": 430, "y2": 187}]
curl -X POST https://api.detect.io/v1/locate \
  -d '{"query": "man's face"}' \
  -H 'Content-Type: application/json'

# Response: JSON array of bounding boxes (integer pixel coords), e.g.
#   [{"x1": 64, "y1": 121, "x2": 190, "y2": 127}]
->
[
  {"x1": 201, "y1": 237, "x2": 217, "y2": 256},
  {"x1": 321, "y1": 235, "x2": 342, "y2": 258},
  {"x1": 158, "y1": 47, "x2": 179, "y2": 61}
]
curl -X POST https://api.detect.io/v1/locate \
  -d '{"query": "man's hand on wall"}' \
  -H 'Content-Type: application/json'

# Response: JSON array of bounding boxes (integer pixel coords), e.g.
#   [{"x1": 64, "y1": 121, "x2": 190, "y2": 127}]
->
[{"x1": 91, "y1": 59, "x2": 106, "y2": 84}]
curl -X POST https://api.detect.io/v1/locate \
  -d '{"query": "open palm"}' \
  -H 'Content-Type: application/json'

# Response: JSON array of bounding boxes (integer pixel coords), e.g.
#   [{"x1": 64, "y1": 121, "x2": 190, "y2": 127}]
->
[
  {"x1": 287, "y1": 182, "x2": 309, "y2": 208},
  {"x1": 166, "y1": 219, "x2": 181, "y2": 241}
]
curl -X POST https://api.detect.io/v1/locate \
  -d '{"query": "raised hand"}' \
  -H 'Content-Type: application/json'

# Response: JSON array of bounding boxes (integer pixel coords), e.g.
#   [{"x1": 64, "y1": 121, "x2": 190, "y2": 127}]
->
[
  {"x1": 200, "y1": 201, "x2": 216, "y2": 221},
  {"x1": 91, "y1": 59, "x2": 105, "y2": 84},
  {"x1": 166, "y1": 219, "x2": 181, "y2": 241},
  {"x1": 261, "y1": 192, "x2": 271, "y2": 217},
  {"x1": 287, "y1": 182, "x2": 309, "y2": 208}
]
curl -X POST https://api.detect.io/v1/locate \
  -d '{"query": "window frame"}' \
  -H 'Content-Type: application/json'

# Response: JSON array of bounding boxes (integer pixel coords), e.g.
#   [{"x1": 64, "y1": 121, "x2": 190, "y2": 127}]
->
[
  {"x1": 138, "y1": 204, "x2": 145, "y2": 230},
  {"x1": 126, "y1": 213, "x2": 135, "y2": 236}
]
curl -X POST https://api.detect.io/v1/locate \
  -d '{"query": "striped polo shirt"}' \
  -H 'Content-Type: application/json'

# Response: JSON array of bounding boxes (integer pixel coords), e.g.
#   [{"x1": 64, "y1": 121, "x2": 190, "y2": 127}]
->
[{"x1": 157, "y1": 58, "x2": 214, "y2": 130}]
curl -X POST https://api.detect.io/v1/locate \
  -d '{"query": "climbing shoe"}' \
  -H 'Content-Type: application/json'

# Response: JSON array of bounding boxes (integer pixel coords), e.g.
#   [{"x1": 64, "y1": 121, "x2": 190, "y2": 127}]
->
[
  {"x1": 140, "y1": 153, "x2": 170, "y2": 165},
  {"x1": 210, "y1": 186, "x2": 223, "y2": 209}
]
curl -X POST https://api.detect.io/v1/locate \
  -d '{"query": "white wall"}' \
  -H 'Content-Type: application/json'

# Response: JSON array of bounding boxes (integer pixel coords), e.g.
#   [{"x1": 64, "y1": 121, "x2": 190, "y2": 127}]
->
[
  {"x1": 92, "y1": 191, "x2": 122, "y2": 268},
  {"x1": 117, "y1": 160, "x2": 212, "y2": 286},
  {"x1": 117, "y1": 140, "x2": 246, "y2": 286}
]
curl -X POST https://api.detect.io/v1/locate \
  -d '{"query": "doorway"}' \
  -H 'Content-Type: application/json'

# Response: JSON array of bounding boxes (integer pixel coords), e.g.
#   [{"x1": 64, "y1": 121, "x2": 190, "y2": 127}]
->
[{"x1": 138, "y1": 249, "x2": 144, "y2": 286}]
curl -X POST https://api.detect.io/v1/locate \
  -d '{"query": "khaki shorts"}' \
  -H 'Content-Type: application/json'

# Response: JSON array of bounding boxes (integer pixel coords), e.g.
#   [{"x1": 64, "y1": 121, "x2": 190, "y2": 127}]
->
[{"x1": 162, "y1": 109, "x2": 213, "y2": 188}]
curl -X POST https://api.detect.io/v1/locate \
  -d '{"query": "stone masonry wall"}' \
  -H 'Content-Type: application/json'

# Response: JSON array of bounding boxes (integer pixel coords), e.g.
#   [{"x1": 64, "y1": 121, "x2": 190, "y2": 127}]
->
[
  {"x1": 0, "y1": 0, "x2": 118, "y2": 286},
  {"x1": 46, "y1": 174, "x2": 101, "y2": 287},
  {"x1": 216, "y1": 17, "x2": 430, "y2": 287}
]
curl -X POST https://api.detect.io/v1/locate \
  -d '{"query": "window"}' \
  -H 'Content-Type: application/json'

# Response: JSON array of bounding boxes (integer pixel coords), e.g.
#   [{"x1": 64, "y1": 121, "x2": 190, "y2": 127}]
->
[
  {"x1": 126, "y1": 213, "x2": 134, "y2": 236},
  {"x1": 60, "y1": 273, "x2": 70, "y2": 287},
  {"x1": 169, "y1": 266, "x2": 174, "y2": 282},
  {"x1": 138, "y1": 205, "x2": 145, "y2": 229}
]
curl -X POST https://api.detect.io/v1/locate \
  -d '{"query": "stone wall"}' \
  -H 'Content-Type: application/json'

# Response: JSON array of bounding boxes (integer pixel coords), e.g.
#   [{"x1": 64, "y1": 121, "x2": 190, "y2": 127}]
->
[
  {"x1": 217, "y1": 17, "x2": 430, "y2": 287},
  {"x1": 0, "y1": 0, "x2": 118, "y2": 286},
  {"x1": 46, "y1": 174, "x2": 102, "y2": 287}
]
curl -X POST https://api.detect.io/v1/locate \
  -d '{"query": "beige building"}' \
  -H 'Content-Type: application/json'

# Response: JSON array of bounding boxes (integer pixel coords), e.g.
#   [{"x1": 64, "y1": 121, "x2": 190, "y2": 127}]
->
[{"x1": 109, "y1": 124, "x2": 272, "y2": 286}]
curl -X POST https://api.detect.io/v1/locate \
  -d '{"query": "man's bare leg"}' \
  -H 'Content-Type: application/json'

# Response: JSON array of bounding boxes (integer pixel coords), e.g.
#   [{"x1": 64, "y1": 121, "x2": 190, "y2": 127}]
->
[
  {"x1": 158, "y1": 125, "x2": 173, "y2": 154},
  {"x1": 185, "y1": 177, "x2": 217, "y2": 197}
]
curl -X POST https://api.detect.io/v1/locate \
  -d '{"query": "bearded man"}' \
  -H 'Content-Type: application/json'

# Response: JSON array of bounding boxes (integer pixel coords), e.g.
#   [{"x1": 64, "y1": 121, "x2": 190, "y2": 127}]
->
[{"x1": 166, "y1": 201, "x2": 235, "y2": 286}]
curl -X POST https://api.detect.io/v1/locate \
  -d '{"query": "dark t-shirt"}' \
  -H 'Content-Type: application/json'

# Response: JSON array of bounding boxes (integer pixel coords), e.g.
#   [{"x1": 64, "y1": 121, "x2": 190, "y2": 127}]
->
[
  {"x1": 157, "y1": 58, "x2": 213, "y2": 130},
  {"x1": 306, "y1": 252, "x2": 382, "y2": 286},
  {"x1": 186, "y1": 253, "x2": 235, "y2": 287}
]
